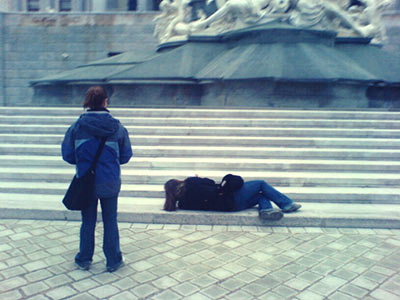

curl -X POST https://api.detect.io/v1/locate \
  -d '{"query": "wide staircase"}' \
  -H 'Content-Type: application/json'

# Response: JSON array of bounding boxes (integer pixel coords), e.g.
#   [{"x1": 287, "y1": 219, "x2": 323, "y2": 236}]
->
[{"x1": 0, "y1": 107, "x2": 399, "y2": 228}]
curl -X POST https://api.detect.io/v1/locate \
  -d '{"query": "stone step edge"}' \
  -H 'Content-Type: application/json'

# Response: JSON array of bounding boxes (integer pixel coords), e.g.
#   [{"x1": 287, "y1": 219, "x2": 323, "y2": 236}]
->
[
  {"x1": 3, "y1": 138, "x2": 400, "y2": 150},
  {"x1": 2, "y1": 155, "x2": 400, "y2": 166},
  {"x1": 3, "y1": 115, "x2": 400, "y2": 121},
  {"x1": 1, "y1": 168, "x2": 399, "y2": 179},
  {"x1": 1, "y1": 107, "x2": 399, "y2": 117},
  {"x1": 0, "y1": 199, "x2": 398, "y2": 229},
  {"x1": 2, "y1": 129, "x2": 399, "y2": 139},
  {"x1": 1, "y1": 182, "x2": 400, "y2": 195},
  {"x1": 0, "y1": 190, "x2": 398, "y2": 204},
  {"x1": 3, "y1": 133, "x2": 400, "y2": 142},
  {"x1": 0, "y1": 132, "x2": 398, "y2": 142},
  {"x1": 3, "y1": 144, "x2": 400, "y2": 153},
  {"x1": 7, "y1": 107, "x2": 388, "y2": 111},
  {"x1": 2, "y1": 124, "x2": 400, "y2": 132},
  {"x1": 2, "y1": 117, "x2": 400, "y2": 129}
]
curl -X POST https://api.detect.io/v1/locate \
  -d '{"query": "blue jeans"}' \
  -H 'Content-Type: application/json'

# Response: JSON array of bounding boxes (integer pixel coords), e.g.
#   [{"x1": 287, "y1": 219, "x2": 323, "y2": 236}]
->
[
  {"x1": 233, "y1": 180, "x2": 293, "y2": 211},
  {"x1": 75, "y1": 196, "x2": 122, "y2": 268}
]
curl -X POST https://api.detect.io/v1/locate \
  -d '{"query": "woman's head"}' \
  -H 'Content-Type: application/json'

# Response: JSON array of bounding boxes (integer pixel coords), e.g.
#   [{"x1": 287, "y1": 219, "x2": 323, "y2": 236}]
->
[
  {"x1": 164, "y1": 179, "x2": 185, "y2": 211},
  {"x1": 83, "y1": 86, "x2": 108, "y2": 109}
]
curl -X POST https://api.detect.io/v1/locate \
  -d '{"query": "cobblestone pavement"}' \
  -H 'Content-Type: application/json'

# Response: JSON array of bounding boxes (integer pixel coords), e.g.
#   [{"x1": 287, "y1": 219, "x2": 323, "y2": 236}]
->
[{"x1": 0, "y1": 220, "x2": 400, "y2": 300}]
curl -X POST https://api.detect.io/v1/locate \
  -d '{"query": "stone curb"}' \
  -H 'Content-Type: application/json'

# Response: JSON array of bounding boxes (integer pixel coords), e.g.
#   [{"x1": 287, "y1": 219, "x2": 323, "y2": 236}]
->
[{"x1": 1, "y1": 207, "x2": 399, "y2": 229}]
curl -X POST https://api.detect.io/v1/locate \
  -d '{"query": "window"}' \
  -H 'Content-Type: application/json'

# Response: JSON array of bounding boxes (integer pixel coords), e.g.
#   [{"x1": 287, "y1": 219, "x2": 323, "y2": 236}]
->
[
  {"x1": 153, "y1": 0, "x2": 162, "y2": 10},
  {"x1": 81, "y1": 0, "x2": 89, "y2": 11},
  {"x1": 27, "y1": 0, "x2": 40, "y2": 11},
  {"x1": 128, "y1": 0, "x2": 137, "y2": 11},
  {"x1": 59, "y1": 0, "x2": 71, "y2": 11},
  {"x1": 106, "y1": 0, "x2": 118, "y2": 9}
]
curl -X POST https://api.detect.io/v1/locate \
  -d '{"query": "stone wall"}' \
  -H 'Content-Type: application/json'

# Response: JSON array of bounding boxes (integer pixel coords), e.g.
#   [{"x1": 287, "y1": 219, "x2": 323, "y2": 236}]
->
[
  {"x1": 1, "y1": 12, "x2": 159, "y2": 106},
  {"x1": 32, "y1": 80, "x2": 400, "y2": 109},
  {"x1": 0, "y1": 11, "x2": 400, "y2": 107},
  {"x1": 0, "y1": 13, "x2": 5, "y2": 106},
  {"x1": 383, "y1": 12, "x2": 400, "y2": 54}
]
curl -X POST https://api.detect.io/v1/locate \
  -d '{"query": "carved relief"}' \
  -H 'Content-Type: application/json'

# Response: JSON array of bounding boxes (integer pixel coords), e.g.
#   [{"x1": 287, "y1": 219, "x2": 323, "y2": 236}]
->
[{"x1": 153, "y1": 0, "x2": 394, "y2": 44}]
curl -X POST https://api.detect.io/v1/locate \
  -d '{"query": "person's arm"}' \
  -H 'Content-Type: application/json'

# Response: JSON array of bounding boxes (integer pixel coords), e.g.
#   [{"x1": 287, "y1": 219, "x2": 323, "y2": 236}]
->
[
  {"x1": 119, "y1": 127, "x2": 133, "y2": 165},
  {"x1": 61, "y1": 125, "x2": 76, "y2": 165}
]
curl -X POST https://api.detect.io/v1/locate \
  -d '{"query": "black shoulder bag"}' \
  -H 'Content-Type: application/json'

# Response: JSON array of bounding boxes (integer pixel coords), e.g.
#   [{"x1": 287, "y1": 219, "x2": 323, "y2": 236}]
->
[{"x1": 62, "y1": 137, "x2": 107, "y2": 211}]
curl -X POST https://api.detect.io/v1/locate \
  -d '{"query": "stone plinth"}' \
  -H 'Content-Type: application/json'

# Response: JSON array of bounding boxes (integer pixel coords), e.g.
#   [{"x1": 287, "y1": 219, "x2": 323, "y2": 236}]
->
[{"x1": 31, "y1": 25, "x2": 400, "y2": 108}]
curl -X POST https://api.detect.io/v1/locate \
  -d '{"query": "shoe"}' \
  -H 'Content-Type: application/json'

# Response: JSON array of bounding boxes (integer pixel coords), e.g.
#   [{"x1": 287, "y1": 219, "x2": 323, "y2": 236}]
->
[
  {"x1": 259, "y1": 209, "x2": 284, "y2": 221},
  {"x1": 281, "y1": 203, "x2": 302, "y2": 213},
  {"x1": 75, "y1": 261, "x2": 91, "y2": 271},
  {"x1": 107, "y1": 260, "x2": 124, "y2": 273}
]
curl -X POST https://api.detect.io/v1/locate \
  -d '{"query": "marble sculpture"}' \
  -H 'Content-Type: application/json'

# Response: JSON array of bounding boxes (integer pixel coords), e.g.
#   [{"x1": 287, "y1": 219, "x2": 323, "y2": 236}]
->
[{"x1": 154, "y1": 0, "x2": 393, "y2": 44}]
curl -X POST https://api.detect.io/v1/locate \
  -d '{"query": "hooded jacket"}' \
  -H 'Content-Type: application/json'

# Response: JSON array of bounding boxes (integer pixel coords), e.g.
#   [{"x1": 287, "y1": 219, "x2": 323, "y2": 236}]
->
[{"x1": 62, "y1": 108, "x2": 132, "y2": 198}]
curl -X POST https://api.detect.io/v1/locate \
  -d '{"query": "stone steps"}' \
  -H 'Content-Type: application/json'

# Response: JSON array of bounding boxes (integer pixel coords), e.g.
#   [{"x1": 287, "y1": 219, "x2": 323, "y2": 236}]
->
[
  {"x1": 0, "y1": 167, "x2": 399, "y2": 188},
  {"x1": 2, "y1": 115, "x2": 400, "y2": 129},
  {"x1": 2, "y1": 144, "x2": 400, "y2": 161},
  {"x1": 1, "y1": 155, "x2": 400, "y2": 172},
  {"x1": 2, "y1": 134, "x2": 400, "y2": 149},
  {"x1": 0, "y1": 182, "x2": 399, "y2": 204},
  {"x1": 1, "y1": 107, "x2": 399, "y2": 119},
  {"x1": 2, "y1": 124, "x2": 400, "y2": 138},
  {"x1": 0, "y1": 193, "x2": 398, "y2": 228},
  {"x1": 0, "y1": 107, "x2": 400, "y2": 228}
]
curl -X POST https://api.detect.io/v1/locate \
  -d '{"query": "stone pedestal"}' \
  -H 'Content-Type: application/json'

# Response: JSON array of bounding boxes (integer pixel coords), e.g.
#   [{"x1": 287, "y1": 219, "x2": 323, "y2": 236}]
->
[{"x1": 30, "y1": 25, "x2": 400, "y2": 108}]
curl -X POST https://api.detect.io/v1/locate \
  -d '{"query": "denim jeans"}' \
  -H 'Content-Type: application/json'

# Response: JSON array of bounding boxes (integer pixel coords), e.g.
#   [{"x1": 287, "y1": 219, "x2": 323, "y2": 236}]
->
[
  {"x1": 75, "y1": 196, "x2": 122, "y2": 268},
  {"x1": 233, "y1": 180, "x2": 293, "y2": 211}
]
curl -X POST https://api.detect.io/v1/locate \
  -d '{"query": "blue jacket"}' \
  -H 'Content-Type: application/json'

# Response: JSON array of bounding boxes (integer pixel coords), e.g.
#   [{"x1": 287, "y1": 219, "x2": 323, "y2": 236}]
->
[{"x1": 62, "y1": 108, "x2": 132, "y2": 198}]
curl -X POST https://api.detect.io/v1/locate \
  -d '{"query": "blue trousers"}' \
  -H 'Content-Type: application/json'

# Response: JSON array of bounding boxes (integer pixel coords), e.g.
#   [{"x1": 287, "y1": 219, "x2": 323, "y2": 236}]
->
[
  {"x1": 233, "y1": 180, "x2": 293, "y2": 211},
  {"x1": 75, "y1": 196, "x2": 122, "y2": 268}
]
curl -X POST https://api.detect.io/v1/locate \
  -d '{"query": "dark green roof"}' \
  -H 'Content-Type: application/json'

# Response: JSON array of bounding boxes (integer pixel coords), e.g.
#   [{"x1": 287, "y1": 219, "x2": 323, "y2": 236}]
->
[
  {"x1": 31, "y1": 24, "x2": 400, "y2": 86},
  {"x1": 336, "y1": 43, "x2": 400, "y2": 84}
]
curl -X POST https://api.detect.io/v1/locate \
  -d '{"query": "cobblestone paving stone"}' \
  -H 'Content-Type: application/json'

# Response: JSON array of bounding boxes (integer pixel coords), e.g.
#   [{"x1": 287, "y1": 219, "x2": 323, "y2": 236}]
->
[{"x1": 0, "y1": 220, "x2": 399, "y2": 300}]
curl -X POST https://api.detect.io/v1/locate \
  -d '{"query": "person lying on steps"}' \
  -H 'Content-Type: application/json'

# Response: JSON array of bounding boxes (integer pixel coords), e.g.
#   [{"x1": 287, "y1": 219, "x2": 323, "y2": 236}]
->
[{"x1": 163, "y1": 174, "x2": 301, "y2": 220}]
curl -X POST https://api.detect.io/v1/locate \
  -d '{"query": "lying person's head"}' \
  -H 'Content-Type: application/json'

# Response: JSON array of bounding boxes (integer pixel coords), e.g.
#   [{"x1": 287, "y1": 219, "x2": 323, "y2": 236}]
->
[{"x1": 164, "y1": 179, "x2": 185, "y2": 211}]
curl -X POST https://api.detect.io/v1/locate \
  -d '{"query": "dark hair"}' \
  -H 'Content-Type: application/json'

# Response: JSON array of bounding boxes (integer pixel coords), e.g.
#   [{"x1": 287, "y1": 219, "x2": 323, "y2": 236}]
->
[
  {"x1": 164, "y1": 179, "x2": 185, "y2": 211},
  {"x1": 83, "y1": 86, "x2": 107, "y2": 109}
]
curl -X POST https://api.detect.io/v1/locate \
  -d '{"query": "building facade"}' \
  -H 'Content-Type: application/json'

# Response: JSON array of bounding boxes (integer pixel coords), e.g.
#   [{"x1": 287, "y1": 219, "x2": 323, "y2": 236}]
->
[{"x1": 0, "y1": 0, "x2": 162, "y2": 12}]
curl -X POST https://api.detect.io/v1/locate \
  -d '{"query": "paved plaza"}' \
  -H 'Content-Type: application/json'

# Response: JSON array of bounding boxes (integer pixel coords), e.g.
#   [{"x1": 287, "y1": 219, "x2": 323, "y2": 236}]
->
[{"x1": 0, "y1": 220, "x2": 399, "y2": 300}]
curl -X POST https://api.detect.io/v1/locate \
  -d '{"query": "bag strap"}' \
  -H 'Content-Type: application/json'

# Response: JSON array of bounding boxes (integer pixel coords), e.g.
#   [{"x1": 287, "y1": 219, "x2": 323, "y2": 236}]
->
[{"x1": 90, "y1": 137, "x2": 107, "y2": 170}]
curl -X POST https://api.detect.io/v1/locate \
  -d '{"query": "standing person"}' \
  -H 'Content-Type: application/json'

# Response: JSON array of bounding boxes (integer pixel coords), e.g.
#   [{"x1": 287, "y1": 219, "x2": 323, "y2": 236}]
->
[
  {"x1": 62, "y1": 86, "x2": 132, "y2": 272},
  {"x1": 164, "y1": 174, "x2": 301, "y2": 220}
]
